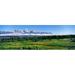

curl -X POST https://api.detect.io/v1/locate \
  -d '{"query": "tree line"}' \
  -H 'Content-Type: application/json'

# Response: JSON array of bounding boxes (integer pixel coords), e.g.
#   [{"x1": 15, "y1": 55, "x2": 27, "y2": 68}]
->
[{"x1": 0, "y1": 35, "x2": 75, "y2": 42}]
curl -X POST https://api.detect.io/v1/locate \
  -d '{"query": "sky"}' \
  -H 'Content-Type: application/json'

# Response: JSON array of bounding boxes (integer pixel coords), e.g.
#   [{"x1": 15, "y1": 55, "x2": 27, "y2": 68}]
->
[{"x1": 0, "y1": 25, "x2": 75, "y2": 35}]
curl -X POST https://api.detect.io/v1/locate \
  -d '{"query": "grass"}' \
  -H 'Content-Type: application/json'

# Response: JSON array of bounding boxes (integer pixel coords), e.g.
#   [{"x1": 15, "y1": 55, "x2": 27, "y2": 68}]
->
[{"x1": 0, "y1": 37, "x2": 74, "y2": 50}]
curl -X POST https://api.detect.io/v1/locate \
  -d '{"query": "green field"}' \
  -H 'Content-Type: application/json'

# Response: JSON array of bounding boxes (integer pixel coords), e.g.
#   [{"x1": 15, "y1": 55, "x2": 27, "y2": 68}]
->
[{"x1": 0, "y1": 35, "x2": 75, "y2": 50}]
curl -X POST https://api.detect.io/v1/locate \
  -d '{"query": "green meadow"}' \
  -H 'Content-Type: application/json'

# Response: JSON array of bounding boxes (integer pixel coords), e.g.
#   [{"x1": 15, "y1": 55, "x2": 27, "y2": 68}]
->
[{"x1": 0, "y1": 35, "x2": 75, "y2": 50}]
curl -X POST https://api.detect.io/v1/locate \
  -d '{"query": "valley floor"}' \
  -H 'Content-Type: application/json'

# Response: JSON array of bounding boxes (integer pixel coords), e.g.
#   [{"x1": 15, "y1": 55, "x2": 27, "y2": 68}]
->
[{"x1": 0, "y1": 36, "x2": 75, "y2": 50}]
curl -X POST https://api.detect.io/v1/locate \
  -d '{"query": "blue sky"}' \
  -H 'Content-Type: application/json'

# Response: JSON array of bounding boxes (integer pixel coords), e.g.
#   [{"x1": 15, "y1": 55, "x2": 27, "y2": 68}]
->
[{"x1": 0, "y1": 25, "x2": 75, "y2": 35}]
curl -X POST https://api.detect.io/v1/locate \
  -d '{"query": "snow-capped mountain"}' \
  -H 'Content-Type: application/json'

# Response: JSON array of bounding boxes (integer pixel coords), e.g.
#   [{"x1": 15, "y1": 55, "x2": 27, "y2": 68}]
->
[{"x1": 0, "y1": 30, "x2": 52, "y2": 36}]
